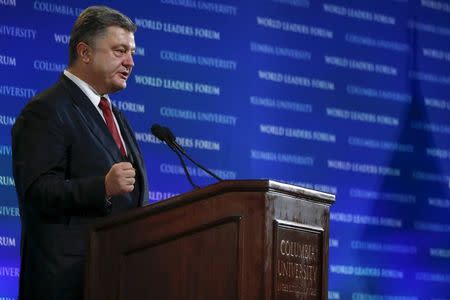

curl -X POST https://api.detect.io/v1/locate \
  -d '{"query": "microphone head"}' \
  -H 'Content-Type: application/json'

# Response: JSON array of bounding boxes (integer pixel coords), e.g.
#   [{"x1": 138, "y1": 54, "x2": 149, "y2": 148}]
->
[
  {"x1": 150, "y1": 123, "x2": 166, "y2": 142},
  {"x1": 162, "y1": 126, "x2": 176, "y2": 143}
]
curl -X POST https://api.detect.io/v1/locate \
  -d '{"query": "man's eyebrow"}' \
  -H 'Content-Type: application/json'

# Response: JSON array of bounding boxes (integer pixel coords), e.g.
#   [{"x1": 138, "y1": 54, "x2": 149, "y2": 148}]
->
[{"x1": 114, "y1": 43, "x2": 135, "y2": 49}]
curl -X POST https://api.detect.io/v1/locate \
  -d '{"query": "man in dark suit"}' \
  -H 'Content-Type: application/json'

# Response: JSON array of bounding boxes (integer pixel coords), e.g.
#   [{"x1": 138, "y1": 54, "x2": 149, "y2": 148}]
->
[{"x1": 11, "y1": 6, "x2": 148, "y2": 300}]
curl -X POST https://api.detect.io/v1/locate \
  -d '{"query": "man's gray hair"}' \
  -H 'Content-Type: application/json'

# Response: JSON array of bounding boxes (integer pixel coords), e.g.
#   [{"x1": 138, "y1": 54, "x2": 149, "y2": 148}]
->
[{"x1": 68, "y1": 6, "x2": 136, "y2": 66}]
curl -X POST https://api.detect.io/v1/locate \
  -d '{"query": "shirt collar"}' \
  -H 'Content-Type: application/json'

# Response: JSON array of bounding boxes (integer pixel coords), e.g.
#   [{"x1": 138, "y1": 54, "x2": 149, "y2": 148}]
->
[{"x1": 63, "y1": 69, "x2": 111, "y2": 107}]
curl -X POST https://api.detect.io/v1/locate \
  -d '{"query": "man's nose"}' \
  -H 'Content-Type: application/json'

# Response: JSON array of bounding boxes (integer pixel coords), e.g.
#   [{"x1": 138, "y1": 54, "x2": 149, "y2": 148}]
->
[{"x1": 124, "y1": 52, "x2": 134, "y2": 68}]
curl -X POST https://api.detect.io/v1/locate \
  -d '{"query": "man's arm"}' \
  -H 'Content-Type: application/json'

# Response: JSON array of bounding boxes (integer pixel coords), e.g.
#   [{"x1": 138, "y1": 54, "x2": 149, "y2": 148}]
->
[{"x1": 12, "y1": 99, "x2": 108, "y2": 216}]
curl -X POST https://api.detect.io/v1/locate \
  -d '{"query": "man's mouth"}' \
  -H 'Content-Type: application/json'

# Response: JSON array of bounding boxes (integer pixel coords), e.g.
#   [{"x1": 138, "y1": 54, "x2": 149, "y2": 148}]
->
[{"x1": 118, "y1": 71, "x2": 129, "y2": 80}]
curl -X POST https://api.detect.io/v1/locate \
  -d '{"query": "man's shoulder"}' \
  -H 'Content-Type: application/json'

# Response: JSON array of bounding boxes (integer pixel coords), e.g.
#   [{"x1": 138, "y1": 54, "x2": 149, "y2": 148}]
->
[
  {"x1": 14, "y1": 76, "x2": 76, "y2": 126},
  {"x1": 17, "y1": 76, "x2": 81, "y2": 119},
  {"x1": 32, "y1": 76, "x2": 71, "y2": 106}
]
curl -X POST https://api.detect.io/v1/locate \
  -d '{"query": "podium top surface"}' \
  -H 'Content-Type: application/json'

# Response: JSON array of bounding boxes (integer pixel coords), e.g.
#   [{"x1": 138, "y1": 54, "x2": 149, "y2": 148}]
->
[
  {"x1": 92, "y1": 180, "x2": 335, "y2": 232},
  {"x1": 156, "y1": 179, "x2": 335, "y2": 204}
]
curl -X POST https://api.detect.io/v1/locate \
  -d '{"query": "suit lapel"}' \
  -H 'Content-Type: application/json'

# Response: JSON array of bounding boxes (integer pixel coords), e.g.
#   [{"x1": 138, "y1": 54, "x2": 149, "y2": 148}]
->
[
  {"x1": 113, "y1": 107, "x2": 144, "y2": 172},
  {"x1": 60, "y1": 75, "x2": 123, "y2": 163},
  {"x1": 113, "y1": 107, "x2": 149, "y2": 205}
]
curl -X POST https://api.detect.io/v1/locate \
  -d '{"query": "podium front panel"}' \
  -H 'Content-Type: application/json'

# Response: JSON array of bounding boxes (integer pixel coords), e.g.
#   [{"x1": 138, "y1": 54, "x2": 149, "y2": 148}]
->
[{"x1": 273, "y1": 220, "x2": 323, "y2": 300}]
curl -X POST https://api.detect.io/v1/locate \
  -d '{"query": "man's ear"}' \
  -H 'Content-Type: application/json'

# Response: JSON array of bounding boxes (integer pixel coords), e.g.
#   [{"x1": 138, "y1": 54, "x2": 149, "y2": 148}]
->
[{"x1": 76, "y1": 42, "x2": 92, "y2": 64}]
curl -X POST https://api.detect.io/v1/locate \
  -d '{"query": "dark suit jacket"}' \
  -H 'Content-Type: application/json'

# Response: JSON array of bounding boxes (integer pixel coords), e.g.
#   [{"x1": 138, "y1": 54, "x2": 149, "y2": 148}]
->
[{"x1": 11, "y1": 74, "x2": 149, "y2": 300}]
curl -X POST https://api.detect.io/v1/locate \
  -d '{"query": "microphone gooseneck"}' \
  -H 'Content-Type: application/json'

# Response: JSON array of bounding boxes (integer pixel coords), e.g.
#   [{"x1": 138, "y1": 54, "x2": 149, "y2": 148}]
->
[
  {"x1": 151, "y1": 124, "x2": 200, "y2": 189},
  {"x1": 162, "y1": 126, "x2": 223, "y2": 182},
  {"x1": 151, "y1": 123, "x2": 223, "y2": 189}
]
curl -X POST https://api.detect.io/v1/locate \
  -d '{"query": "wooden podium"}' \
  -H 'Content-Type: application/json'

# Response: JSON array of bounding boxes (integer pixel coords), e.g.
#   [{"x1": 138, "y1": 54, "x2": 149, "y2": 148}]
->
[{"x1": 84, "y1": 180, "x2": 335, "y2": 300}]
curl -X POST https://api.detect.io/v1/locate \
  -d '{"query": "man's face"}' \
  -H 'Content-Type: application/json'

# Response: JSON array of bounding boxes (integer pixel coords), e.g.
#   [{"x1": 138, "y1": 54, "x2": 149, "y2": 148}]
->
[{"x1": 88, "y1": 26, "x2": 135, "y2": 94}]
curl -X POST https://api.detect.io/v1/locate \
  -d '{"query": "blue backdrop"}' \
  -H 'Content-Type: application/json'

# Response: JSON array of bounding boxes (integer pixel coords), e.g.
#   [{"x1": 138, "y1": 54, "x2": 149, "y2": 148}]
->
[{"x1": 1, "y1": 0, "x2": 450, "y2": 298}]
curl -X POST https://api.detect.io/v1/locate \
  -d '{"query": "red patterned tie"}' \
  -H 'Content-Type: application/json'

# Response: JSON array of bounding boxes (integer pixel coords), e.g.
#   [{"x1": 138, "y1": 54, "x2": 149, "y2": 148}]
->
[{"x1": 98, "y1": 97, "x2": 126, "y2": 157}]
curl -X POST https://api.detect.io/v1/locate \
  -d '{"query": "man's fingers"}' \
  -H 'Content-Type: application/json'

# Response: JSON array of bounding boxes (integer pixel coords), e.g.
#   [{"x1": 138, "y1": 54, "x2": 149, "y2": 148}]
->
[
  {"x1": 122, "y1": 169, "x2": 136, "y2": 178},
  {"x1": 117, "y1": 162, "x2": 134, "y2": 170},
  {"x1": 115, "y1": 163, "x2": 135, "y2": 177},
  {"x1": 121, "y1": 180, "x2": 135, "y2": 193},
  {"x1": 121, "y1": 177, "x2": 135, "y2": 186},
  {"x1": 106, "y1": 162, "x2": 136, "y2": 197}
]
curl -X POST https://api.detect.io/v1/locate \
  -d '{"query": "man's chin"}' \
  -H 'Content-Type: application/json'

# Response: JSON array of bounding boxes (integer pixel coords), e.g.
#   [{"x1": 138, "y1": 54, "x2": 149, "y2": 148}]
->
[{"x1": 110, "y1": 81, "x2": 127, "y2": 93}]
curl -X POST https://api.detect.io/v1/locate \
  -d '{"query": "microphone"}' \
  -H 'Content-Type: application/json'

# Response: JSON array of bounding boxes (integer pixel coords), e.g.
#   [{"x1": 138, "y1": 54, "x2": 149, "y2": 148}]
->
[
  {"x1": 162, "y1": 126, "x2": 223, "y2": 182},
  {"x1": 151, "y1": 124, "x2": 170, "y2": 146},
  {"x1": 162, "y1": 126, "x2": 186, "y2": 155},
  {"x1": 151, "y1": 123, "x2": 223, "y2": 187},
  {"x1": 151, "y1": 124, "x2": 200, "y2": 189}
]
